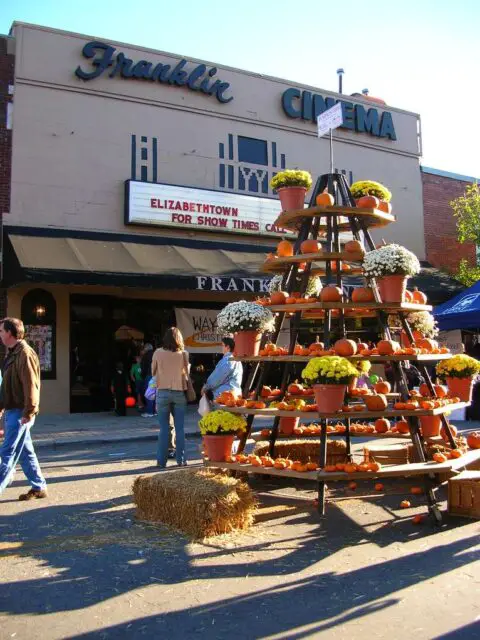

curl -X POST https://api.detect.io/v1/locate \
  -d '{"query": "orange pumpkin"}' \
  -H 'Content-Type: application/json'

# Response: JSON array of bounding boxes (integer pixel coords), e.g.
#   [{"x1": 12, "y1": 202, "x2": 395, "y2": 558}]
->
[
  {"x1": 309, "y1": 337, "x2": 324, "y2": 352},
  {"x1": 433, "y1": 452, "x2": 448, "y2": 463},
  {"x1": 344, "y1": 239, "x2": 363, "y2": 253},
  {"x1": 467, "y1": 431, "x2": 480, "y2": 449},
  {"x1": 396, "y1": 420, "x2": 410, "y2": 434},
  {"x1": 277, "y1": 239, "x2": 294, "y2": 257},
  {"x1": 306, "y1": 461, "x2": 318, "y2": 471},
  {"x1": 270, "y1": 291, "x2": 288, "y2": 305},
  {"x1": 344, "y1": 463, "x2": 358, "y2": 473},
  {"x1": 374, "y1": 482, "x2": 384, "y2": 491},
  {"x1": 334, "y1": 338, "x2": 357, "y2": 356},
  {"x1": 412, "y1": 514, "x2": 426, "y2": 525},
  {"x1": 348, "y1": 481, "x2": 357, "y2": 490},
  {"x1": 368, "y1": 461, "x2": 382, "y2": 472},
  {"x1": 324, "y1": 464, "x2": 338, "y2": 472},
  {"x1": 410, "y1": 486, "x2": 423, "y2": 495},
  {"x1": 288, "y1": 381, "x2": 304, "y2": 395},
  {"x1": 412, "y1": 287, "x2": 427, "y2": 304},
  {"x1": 352, "y1": 287, "x2": 375, "y2": 303},
  {"x1": 364, "y1": 394, "x2": 388, "y2": 411},
  {"x1": 316, "y1": 192, "x2": 335, "y2": 207},
  {"x1": 400, "y1": 500, "x2": 411, "y2": 509},
  {"x1": 378, "y1": 200, "x2": 392, "y2": 214},
  {"x1": 320, "y1": 285, "x2": 343, "y2": 302},
  {"x1": 440, "y1": 423, "x2": 457, "y2": 442},
  {"x1": 357, "y1": 195, "x2": 380, "y2": 209},
  {"x1": 374, "y1": 378, "x2": 391, "y2": 394},
  {"x1": 415, "y1": 338, "x2": 438, "y2": 352},
  {"x1": 300, "y1": 239, "x2": 320, "y2": 254},
  {"x1": 374, "y1": 418, "x2": 390, "y2": 433},
  {"x1": 377, "y1": 339, "x2": 400, "y2": 356}
]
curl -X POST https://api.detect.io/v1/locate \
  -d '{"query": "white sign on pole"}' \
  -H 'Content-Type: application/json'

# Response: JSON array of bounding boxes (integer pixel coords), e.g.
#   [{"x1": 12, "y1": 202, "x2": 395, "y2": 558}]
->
[{"x1": 317, "y1": 102, "x2": 343, "y2": 138}]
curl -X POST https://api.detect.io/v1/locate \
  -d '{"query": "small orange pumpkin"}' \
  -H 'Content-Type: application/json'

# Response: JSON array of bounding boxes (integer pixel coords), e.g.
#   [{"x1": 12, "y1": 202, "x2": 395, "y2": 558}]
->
[
  {"x1": 348, "y1": 481, "x2": 357, "y2": 490},
  {"x1": 344, "y1": 239, "x2": 363, "y2": 253},
  {"x1": 374, "y1": 482, "x2": 384, "y2": 491},
  {"x1": 344, "y1": 463, "x2": 358, "y2": 473},
  {"x1": 277, "y1": 239, "x2": 294, "y2": 257},
  {"x1": 364, "y1": 394, "x2": 388, "y2": 411},
  {"x1": 412, "y1": 287, "x2": 427, "y2": 304},
  {"x1": 374, "y1": 418, "x2": 390, "y2": 433},
  {"x1": 334, "y1": 338, "x2": 357, "y2": 356},
  {"x1": 432, "y1": 452, "x2": 448, "y2": 463},
  {"x1": 374, "y1": 378, "x2": 391, "y2": 394},
  {"x1": 352, "y1": 287, "x2": 375, "y2": 303},
  {"x1": 410, "y1": 486, "x2": 423, "y2": 495},
  {"x1": 396, "y1": 420, "x2": 410, "y2": 434},
  {"x1": 378, "y1": 200, "x2": 392, "y2": 214},
  {"x1": 300, "y1": 239, "x2": 320, "y2": 254},
  {"x1": 377, "y1": 339, "x2": 400, "y2": 356},
  {"x1": 400, "y1": 500, "x2": 411, "y2": 509},
  {"x1": 412, "y1": 514, "x2": 426, "y2": 525},
  {"x1": 270, "y1": 291, "x2": 288, "y2": 305},
  {"x1": 415, "y1": 338, "x2": 438, "y2": 352},
  {"x1": 357, "y1": 195, "x2": 380, "y2": 209},
  {"x1": 467, "y1": 431, "x2": 480, "y2": 449},
  {"x1": 316, "y1": 192, "x2": 335, "y2": 207},
  {"x1": 320, "y1": 285, "x2": 343, "y2": 302},
  {"x1": 440, "y1": 423, "x2": 457, "y2": 442}
]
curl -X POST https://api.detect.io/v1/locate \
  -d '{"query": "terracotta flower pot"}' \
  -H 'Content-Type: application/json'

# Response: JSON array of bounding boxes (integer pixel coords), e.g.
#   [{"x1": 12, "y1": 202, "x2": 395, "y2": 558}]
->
[
  {"x1": 234, "y1": 330, "x2": 262, "y2": 357},
  {"x1": 279, "y1": 417, "x2": 300, "y2": 435},
  {"x1": 348, "y1": 378, "x2": 358, "y2": 392},
  {"x1": 377, "y1": 275, "x2": 407, "y2": 303},
  {"x1": 277, "y1": 186, "x2": 307, "y2": 212},
  {"x1": 202, "y1": 434, "x2": 235, "y2": 462},
  {"x1": 446, "y1": 376, "x2": 474, "y2": 402},
  {"x1": 313, "y1": 384, "x2": 346, "y2": 413},
  {"x1": 419, "y1": 415, "x2": 442, "y2": 438},
  {"x1": 400, "y1": 330, "x2": 424, "y2": 347}
]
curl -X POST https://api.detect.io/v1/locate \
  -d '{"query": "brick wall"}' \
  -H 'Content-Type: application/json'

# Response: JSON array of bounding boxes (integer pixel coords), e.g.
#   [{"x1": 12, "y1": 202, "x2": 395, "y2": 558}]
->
[
  {"x1": 0, "y1": 34, "x2": 14, "y2": 355},
  {"x1": 422, "y1": 169, "x2": 477, "y2": 274}
]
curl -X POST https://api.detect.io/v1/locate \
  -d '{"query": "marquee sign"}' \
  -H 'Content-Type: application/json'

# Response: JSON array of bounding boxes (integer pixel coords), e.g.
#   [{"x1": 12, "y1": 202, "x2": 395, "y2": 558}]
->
[{"x1": 125, "y1": 180, "x2": 292, "y2": 236}]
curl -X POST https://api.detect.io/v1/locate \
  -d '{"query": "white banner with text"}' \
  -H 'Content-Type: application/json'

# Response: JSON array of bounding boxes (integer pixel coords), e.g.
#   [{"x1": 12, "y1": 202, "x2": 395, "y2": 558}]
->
[{"x1": 175, "y1": 308, "x2": 224, "y2": 353}]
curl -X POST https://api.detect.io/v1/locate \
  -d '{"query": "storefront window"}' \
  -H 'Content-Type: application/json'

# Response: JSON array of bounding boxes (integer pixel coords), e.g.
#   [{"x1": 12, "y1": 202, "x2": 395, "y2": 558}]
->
[{"x1": 21, "y1": 289, "x2": 57, "y2": 380}]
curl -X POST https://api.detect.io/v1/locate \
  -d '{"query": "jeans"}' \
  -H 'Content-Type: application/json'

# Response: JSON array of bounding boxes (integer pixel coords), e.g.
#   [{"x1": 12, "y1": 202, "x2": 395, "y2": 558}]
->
[
  {"x1": 0, "y1": 409, "x2": 46, "y2": 494},
  {"x1": 156, "y1": 390, "x2": 186, "y2": 466}
]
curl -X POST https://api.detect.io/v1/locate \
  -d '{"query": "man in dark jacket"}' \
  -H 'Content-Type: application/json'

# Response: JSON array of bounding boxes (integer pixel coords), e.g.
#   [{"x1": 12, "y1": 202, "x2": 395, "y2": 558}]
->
[{"x1": 0, "y1": 317, "x2": 47, "y2": 500}]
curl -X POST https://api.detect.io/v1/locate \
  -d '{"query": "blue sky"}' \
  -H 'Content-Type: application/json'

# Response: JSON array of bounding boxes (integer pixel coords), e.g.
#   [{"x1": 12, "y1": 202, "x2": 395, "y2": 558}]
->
[{"x1": 1, "y1": 0, "x2": 479, "y2": 178}]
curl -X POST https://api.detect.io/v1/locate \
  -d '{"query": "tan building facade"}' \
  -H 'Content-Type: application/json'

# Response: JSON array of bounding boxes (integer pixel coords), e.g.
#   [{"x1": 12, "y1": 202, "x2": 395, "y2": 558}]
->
[{"x1": 3, "y1": 23, "x2": 425, "y2": 413}]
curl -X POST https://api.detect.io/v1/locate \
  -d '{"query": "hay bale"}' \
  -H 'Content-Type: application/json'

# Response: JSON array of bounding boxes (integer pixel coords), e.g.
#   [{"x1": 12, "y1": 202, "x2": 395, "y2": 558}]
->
[
  {"x1": 253, "y1": 438, "x2": 347, "y2": 465},
  {"x1": 132, "y1": 468, "x2": 256, "y2": 539}
]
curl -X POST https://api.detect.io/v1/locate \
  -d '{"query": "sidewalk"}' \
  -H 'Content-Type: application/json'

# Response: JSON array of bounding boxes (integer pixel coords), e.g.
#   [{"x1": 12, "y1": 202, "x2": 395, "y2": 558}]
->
[{"x1": 32, "y1": 405, "x2": 202, "y2": 449}]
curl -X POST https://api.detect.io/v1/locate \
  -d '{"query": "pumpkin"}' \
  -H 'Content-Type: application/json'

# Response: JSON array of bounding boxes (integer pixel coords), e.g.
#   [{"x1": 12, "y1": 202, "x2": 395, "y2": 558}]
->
[
  {"x1": 440, "y1": 423, "x2": 457, "y2": 442},
  {"x1": 357, "y1": 195, "x2": 380, "y2": 209},
  {"x1": 467, "y1": 431, "x2": 480, "y2": 449},
  {"x1": 432, "y1": 452, "x2": 448, "y2": 463},
  {"x1": 344, "y1": 239, "x2": 363, "y2": 253},
  {"x1": 368, "y1": 461, "x2": 382, "y2": 472},
  {"x1": 396, "y1": 420, "x2": 410, "y2": 434},
  {"x1": 260, "y1": 386, "x2": 272, "y2": 398},
  {"x1": 334, "y1": 338, "x2": 357, "y2": 356},
  {"x1": 300, "y1": 239, "x2": 320, "y2": 254},
  {"x1": 412, "y1": 514, "x2": 426, "y2": 525},
  {"x1": 374, "y1": 482, "x2": 384, "y2": 491},
  {"x1": 306, "y1": 461, "x2": 318, "y2": 471},
  {"x1": 357, "y1": 341, "x2": 369, "y2": 352},
  {"x1": 348, "y1": 481, "x2": 357, "y2": 490},
  {"x1": 352, "y1": 287, "x2": 375, "y2": 303},
  {"x1": 316, "y1": 192, "x2": 335, "y2": 207},
  {"x1": 404, "y1": 289, "x2": 413, "y2": 302},
  {"x1": 378, "y1": 200, "x2": 392, "y2": 214},
  {"x1": 450, "y1": 449, "x2": 463, "y2": 459},
  {"x1": 374, "y1": 418, "x2": 390, "y2": 433},
  {"x1": 324, "y1": 464, "x2": 338, "y2": 472},
  {"x1": 374, "y1": 378, "x2": 391, "y2": 394},
  {"x1": 377, "y1": 339, "x2": 400, "y2": 356},
  {"x1": 412, "y1": 287, "x2": 427, "y2": 304},
  {"x1": 419, "y1": 383, "x2": 430, "y2": 398},
  {"x1": 434, "y1": 384, "x2": 448, "y2": 398},
  {"x1": 400, "y1": 500, "x2": 411, "y2": 509},
  {"x1": 288, "y1": 381, "x2": 304, "y2": 394},
  {"x1": 364, "y1": 394, "x2": 388, "y2": 411},
  {"x1": 320, "y1": 285, "x2": 343, "y2": 302},
  {"x1": 410, "y1": 486, "x2": 423, "y2": 495},
  {"x1": 270, "y1": 291, "x2": 288, "y2": 305},
  {"x1": 344, "y1": 463, "x2": 358, "y2": 473},
  {"x1": 277, "y1": 239, "x2": 294, "y2": 257}
]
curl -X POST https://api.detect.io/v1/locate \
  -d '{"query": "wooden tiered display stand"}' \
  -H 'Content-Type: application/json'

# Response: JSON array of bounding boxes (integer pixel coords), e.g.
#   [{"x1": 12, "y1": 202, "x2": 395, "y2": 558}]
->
[{"x1": 205, "y1": 173, "x2": 478, "y2": 524}]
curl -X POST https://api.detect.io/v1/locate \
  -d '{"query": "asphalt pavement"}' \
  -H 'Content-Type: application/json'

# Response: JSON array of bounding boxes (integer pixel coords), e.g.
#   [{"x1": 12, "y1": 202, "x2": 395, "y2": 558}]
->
[{"x1": 1, "y1": 439, "x2": 479, "y2": 639}]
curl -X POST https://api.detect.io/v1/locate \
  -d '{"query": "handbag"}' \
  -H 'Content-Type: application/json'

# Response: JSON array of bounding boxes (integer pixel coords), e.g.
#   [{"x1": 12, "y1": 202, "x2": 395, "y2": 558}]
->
[
  {"x1": 182, "y1": 352, "x2": 197, "y2": 402},
  {"x1": 144, "y1": 376, "x2": 157, "y2": 401},
  {"x1": 198, "y1": 393, "x2": 211, "y2": 417}
]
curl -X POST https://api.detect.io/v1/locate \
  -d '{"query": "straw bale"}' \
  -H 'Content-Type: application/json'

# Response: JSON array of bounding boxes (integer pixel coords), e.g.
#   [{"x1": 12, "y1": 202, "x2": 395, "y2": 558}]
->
[
  {"x1": 133, "y1": 468, "x2": 257, "y2": 539},
  {"x1": 253, "y1": 438, "x2": 347, "y2": 465}
]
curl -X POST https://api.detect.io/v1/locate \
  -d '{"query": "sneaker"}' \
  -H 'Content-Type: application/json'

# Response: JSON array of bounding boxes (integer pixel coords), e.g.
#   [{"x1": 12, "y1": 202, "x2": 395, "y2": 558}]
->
[
  {"x1": 141, "y1": 413, "x2": 154, "y2": 418},
  {"x1": 19, "y1": 488, "x2": 48, "y2": 501},
  {"x1": 168, "y1": 449, "x2": 176, "y2": 459}
]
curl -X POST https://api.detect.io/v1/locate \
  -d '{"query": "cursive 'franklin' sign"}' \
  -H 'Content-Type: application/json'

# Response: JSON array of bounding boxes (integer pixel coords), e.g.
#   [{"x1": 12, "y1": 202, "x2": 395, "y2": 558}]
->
[{"x1": 75, "y1": 41, "x2": 233, "y2": 104}]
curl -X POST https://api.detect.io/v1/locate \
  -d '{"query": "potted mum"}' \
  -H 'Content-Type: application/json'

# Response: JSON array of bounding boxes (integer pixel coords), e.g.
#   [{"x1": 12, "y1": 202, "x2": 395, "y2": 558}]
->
[
  {"x1": 392, "y1": 311, "x2": 438, "y2": 346},
  {"x1": 216, "y1": 301, "x2": 275, "y2": 357},
  {"x1": 199, "y1": 410, "x2": 247, "y2": 462},
  {"x1": 301, "y1": 356, "x2": 359, "y2": 413},
  {"x1": 362, "y1": 243, "x2": 421, "y2": 303},
  {"x1": 270, "y1": 169, "x2": 313, "y2": 212},
  {"x1": 436, "y1": 355, "x2": 480, "y2": 402},
  {"x1": 350, "y1": 180, "x2": 392, "y2": 213}
]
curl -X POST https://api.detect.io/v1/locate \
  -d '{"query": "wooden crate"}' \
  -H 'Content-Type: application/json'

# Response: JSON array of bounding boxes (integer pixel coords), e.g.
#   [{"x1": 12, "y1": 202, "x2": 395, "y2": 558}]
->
[
  {"x1": 448, "y1": 471, "x2": 480, "y2": 519},
  {"x1": 364, "y1": 443, "x2": 410, "y2": 466}
]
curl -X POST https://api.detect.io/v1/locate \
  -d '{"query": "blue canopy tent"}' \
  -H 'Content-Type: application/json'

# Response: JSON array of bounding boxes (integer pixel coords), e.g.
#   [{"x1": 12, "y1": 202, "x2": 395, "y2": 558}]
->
[{"x1": 433, "y1": 280, "x2": 480, "y2": 330}]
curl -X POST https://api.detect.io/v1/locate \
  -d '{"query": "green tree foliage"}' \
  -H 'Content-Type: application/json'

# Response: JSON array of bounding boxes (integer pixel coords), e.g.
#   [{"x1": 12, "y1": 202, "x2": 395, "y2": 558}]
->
[{"x1": 450, "y1": 183, "x2": 480, "y2": 285}]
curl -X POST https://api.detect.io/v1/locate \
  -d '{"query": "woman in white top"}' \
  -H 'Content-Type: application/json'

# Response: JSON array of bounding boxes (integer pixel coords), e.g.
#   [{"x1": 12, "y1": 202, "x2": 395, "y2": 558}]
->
[{"x1": 151, "y1": 327, "x2": 189, "y2": 467}]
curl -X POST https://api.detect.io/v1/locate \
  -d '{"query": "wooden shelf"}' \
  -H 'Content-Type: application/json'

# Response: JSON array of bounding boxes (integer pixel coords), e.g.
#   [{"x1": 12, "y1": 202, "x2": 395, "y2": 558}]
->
[
  {"x1": 262, "y1": 251, "x2": 365, "y2": 273},
  {"x1": 275, "y1": 205, "x2": 395, "y2": 232},
  {"x1": 220, "y1": 402, "x2": 467, "y2": 420},
  {"x1": 251, "y1": 431, "x2": 411, "y2": 442},
  {"x1": 234, "y1": 353, "x2": 452, "y2": 363},
  {"x1": 205, "y1": 449, "x2": 480, "y2": 482},
  {"x1": 267, "y1": 301, "x2": 432, "y2": 312}
]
